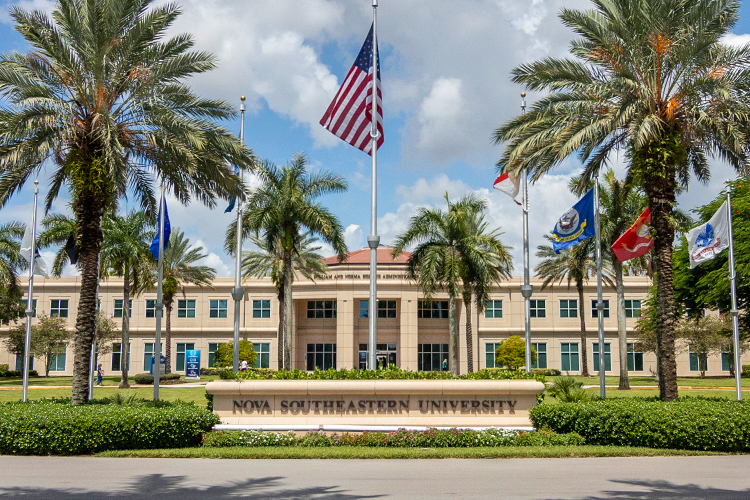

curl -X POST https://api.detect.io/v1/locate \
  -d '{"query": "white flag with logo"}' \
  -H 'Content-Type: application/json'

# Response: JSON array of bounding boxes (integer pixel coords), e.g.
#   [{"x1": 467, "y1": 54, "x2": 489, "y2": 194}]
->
[
  {"x1": 20, "y1": 219, "x2": 49, "y2": 277},
  {"x1": 686, "y1": 201, "x2": 730, "y2": 269}
]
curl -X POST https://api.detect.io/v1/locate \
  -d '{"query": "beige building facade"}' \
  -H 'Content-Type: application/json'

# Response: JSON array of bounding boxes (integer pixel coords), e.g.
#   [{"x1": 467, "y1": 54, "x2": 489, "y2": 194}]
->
[{"x1": 0, "y1": 247, "x2": 741, "y2": 378}]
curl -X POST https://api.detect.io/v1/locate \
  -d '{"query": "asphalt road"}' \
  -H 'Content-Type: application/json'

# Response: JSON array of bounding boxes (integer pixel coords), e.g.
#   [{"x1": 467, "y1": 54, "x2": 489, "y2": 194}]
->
[{"x1": 1, "y1": 455, "x2": 749, "y2": 499}]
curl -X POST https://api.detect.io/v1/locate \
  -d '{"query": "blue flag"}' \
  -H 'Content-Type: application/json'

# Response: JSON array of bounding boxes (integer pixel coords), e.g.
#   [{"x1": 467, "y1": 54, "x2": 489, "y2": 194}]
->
[
  {"x1": 552, "y1": 187, "x2": 595, "y2": 253},
  {"x1": 225, "y1": 165, "x2": 240, "y2": 213},
  {"x1": 150, "y1": 196, "x2": 171, "y2": 260}
]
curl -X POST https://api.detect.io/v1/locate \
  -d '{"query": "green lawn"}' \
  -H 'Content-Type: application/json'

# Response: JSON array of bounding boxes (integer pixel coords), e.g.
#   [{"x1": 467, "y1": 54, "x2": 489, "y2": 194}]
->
[
  {"x1": 568, "y1": 375, "x2": 750, "y2": 388},
  {"x1": 0, "y1": 386, "x2": 208, "y2": 405}
]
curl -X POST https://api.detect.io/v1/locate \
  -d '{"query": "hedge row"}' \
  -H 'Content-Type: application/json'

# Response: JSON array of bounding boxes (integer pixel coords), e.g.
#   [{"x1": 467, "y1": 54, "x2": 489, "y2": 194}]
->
[
  {"x1": 203, "y1": 428, "x2": 584, "y2": 448},
  {"x1": 0, "y1": 369, "x2": 39, "y2": 377},
  {"x1": 0, "y1": 399, "x2": 219, "y2": 455},
  {"x1": 221, "y1": 366, "x2": 545, "y2": 382},
  {"x1": 133, "y1": 372, "x2": 182, "y2": 385},
  {"x1": 530, "y1": 398, "x2": 750, "y2": 452}
]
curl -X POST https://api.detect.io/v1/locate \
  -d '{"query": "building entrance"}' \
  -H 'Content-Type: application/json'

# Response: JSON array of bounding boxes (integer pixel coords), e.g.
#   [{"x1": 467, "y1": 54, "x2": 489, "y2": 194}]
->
[{"x1": 359, "y1": 343, "x2": 397, "y2": 369}]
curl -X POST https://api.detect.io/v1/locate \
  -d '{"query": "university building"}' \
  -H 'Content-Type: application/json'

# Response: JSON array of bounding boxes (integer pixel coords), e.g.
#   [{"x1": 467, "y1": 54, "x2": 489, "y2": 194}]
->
[{"x1": 0, "y1": 247, "x2": 740, "y2": 377}]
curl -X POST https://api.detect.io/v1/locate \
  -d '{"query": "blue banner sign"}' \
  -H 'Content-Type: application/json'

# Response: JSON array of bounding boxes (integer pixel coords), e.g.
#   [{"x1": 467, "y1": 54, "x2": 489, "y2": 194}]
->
[
  {"x1": 150, "y1": 355, "x2": 166, "y2": 375},
  {"x1": 185, "y1": 350, "x2": 200, "y2": 380}
]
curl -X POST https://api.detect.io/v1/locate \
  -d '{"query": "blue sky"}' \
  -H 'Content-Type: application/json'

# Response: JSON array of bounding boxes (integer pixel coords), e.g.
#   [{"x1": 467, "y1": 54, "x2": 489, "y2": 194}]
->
[{"x1": 1, "y1": 0, "x2": 749, "y2": 276}]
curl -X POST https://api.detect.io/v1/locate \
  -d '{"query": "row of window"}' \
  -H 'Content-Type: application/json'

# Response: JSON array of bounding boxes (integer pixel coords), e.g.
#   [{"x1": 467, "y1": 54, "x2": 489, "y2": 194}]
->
[
  {"x1": 109, "y1": 342, "x2": 273, "y2": 372},
  {"x1": 485, "y1": 299, "x2": 642, "y2": 319},
  {"x1": 484, "y1": 342, "x2": 645, "y2": 372}
]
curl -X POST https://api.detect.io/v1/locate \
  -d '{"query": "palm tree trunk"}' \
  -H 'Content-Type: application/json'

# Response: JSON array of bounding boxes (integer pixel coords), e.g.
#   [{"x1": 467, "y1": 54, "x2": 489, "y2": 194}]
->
[
  {"x1": 645, "y1": 172, "x2": 678, "y2": 402},
  {"x1": 614, "y1": 260, "x2": 630, "y2": 390},
  {"x1": 277, "y1": 288, "x2": 284, "y2": 370},
  {"x1": 119, "y1": 263, "x2": 131, "y2": 389},
  {"x1": 578, "y1": 281, "x2": 589, "y2": 377},
  {"x1": 449, "y1": 293, "x2": 458, "y2": 376},
  {"x1": 283, "y1": 251, "x2": 293, "y2": 370},
  {"x1": 164, "y1": 299, "x2": 173, "y2": 374},
  {"x1": 71, "y1": 205, "x2": 104, "y2": 405},
  {"x1": 463, "y1": 291, "x2": 474, "y2": 373}
]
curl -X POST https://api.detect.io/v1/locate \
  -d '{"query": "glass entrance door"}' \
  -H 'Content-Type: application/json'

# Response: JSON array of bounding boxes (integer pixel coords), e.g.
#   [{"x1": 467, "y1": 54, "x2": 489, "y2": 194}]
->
[{"x1": 359, "y1": 343, "x2": 397, "y2": 369}]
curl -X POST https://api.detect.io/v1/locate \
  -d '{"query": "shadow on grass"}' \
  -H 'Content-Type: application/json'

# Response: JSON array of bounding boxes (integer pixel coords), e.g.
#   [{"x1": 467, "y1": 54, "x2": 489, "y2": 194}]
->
[
  {"x1": 569, "y1": 479, "x2": 750, "y2": 500},
  {"x1": 0, "y1": 474, "x2": 383, "y2": 500}
]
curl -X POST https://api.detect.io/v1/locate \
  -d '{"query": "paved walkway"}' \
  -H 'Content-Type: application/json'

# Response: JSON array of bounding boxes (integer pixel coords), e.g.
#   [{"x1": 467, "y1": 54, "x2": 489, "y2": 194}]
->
[{"x1": 0, "y1": 455, "x2": 749, "y2": 499}]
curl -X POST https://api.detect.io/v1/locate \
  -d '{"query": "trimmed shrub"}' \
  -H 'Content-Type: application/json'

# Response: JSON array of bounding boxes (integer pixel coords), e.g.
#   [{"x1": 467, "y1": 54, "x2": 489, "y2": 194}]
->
[
  {"x1": 202, "y1": 428, "x2": 584, "y2": 448},
  {"x1": 0, "y1": 399, "x2": 219, "y2": 455},
  {"x1": 0, "y1": 363, "x2": 8, "y2": 371},
  {"x1": 0, "y1": 369, "x2": 39, "y2": 378},
  {"x1": 221, "y1": 366, "x2": 544, "y2": 382},
  {"x1": 742, "y1": 365, "x2": 750, "y2": 378},
  {"x1": 533, "y1": 368, "x2": 561, "y2": 377},
  {"x1": 200, "y1": 367, "x2": 223, "y2": 376},
  {"x1": 530, "y1": 398, "x2": 750, "y2": 451},
  {"x1": 133, "y1": 372, "x2": 182, "y2": 385}
]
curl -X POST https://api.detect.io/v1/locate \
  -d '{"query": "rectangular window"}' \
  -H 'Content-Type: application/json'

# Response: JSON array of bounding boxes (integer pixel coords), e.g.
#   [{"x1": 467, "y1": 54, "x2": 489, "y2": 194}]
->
[
  {"x1": 20, "y1": 299, "x2": 37, "y2": 318},
  {"x1": 378, "y1": 300, "x2": 397, "y2": 318},
  {"x1": 209, "y1": 299, "x2": 228, "y2": 319},
  {"x1": 306, "y1": 343, "x2": 336, "y2": 371},
  {"x1": 146, "y1": 299, "x2": 157, "y2": 318},
  {"x1": 530, "y1": 299, "x2": 546, "y2": 318},
  {"x1": 722, "y1": 349, "x2": 732, "y2": 372},
  {"x1": 253, "y1": 342, "x2": 271, "y2": 369},
  {"x1": 50, "y1": 299, "x2": 69, "y2": 318},
  {"x1": 15, "y1": 354, "x2": 33, "y2": 371},
  {"x1": 561, "y1": 342, "x2": 580, "y2": 372},
  {"x1": 532, "y1": 342, "x2": 547, "y2": 369},
  {"x1": 417, "y1": 300, "x2": 449, "y2": 319},
  {"x1": 113, "y1": 299, "x2": 132, "y2": 318},
  {"x1": 176, "y1": 342, "x2": 195, "y2": 372},
  {"x1": 484, "y1": 300, "x2": 503, "y2": 318},
  {"x1": 689, "y1": 347, "x2": 707, "y2": 372},
  {"x1": 143, "y1": 342, "x2": 163, "y2": 372},
  {"x1": 485, "y1": 342, "x2": 500, "y2": 368},
  {"x1": 306, "y1": 300, "x2": 337, "y2": 319},
  {"x1": 592, "y1": 342, "x2": 612, "y2": 372},
  {"x1": 177, "y1": 300, "x2": 196, "y2": 319},
  {"x1": 208, "y1": 342, "x2": 220, "y2": 368},
  {"x1": 111, "y1": 343, "x2": 131, "y2": 371},
  {"x1": 560, "y1": 299, "x2": 578, "y2": 318},
  {"x1": 625, "y1": 299, "x2": 642, "y2": 318},
  {"x1": 591, "y1": 299, "x2": 610, "y2": 318},
  {"x1": 252, "y1": 299, "x2": 271, "y2": 318},
  {"x1": 49, "y1": 347, "x2": 66, "y2": 372},
  {"x1": 627, "y1": 343, "x2": 644, "y2": 371},
  {"x1": 359, "y1": 300, "x2": 369, "y2": 318},
  {"x1": 418, "y1": 343, "x2": 449, "y2": 371},
  {"x1": 358, "y1": 343, "x2": 398, "y2": 369}
]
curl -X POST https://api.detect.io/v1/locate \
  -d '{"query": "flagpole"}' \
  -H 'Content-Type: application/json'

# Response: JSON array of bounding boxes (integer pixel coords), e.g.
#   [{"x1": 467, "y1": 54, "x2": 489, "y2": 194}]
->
[
  {"x1": 232, "y1": 97, "x2": 246, "y2": 373},
  {"x1": 367, "y1": 0, "x2": 380, "y2": 371},
  {"x1": 154, "y1": 184, "x2": 165, "y2": 400},
  {"x1": 21, "y1": 180, "x2": 40, "y2": 402},
  {"x1": 726, "y1": 181, "x2": 742, "y2": 401},
  {"x1": 520, "y1": 93, "x2": 533, "y2": 373},
  {"x1": 594, "y1": 173, "x2": 606, "y2": 398}
]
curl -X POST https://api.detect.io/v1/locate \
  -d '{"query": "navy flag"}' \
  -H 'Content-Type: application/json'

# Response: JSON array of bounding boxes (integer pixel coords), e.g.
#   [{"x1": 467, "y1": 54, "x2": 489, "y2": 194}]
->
[
  {"x1": 225, "y1": 165, "x2": 239, "y2": 213},
  {"x1": 552, "y1": 187, "x2": 595, "y2": 253},
  {"x1": 150, "y1": 196, "x2": 172, "y2": 260}
]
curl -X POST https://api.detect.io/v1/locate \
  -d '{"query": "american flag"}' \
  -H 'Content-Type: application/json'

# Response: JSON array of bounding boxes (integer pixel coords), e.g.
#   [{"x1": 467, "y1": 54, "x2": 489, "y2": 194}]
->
[{"x1": 320, "y1": 24, "x2": 383, "y2": 155}]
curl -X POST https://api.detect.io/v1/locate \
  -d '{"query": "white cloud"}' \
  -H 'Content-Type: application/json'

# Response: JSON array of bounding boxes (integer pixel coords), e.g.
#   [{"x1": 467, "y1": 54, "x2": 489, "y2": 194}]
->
[
  {"x1": 344, "y1": 224, "x2": 363, "y2": 251},
  {"x1": 0, "y1": 0, "x2": 55, "y2": 24},
  {"x1": 722, "y1": 33, "x2": 750, "y2": 47}
]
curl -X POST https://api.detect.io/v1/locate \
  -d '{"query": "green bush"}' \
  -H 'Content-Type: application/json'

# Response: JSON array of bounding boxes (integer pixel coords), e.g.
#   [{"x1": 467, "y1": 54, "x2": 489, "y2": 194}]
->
[
  {"x1": 0, "y1": 363, "x2": 8, "y2": 371},
  {"x1": 530, "y1": 398, "x2": 750, "y2": 451},
  {"x1": 133, "y1": 372, "x2": 181, "y2": 385},
  {"x1": 0, "y1": 399, "x2": 219, "y2": 455},
  {"x1": 0, "y1": 369, "x2": 39, "y2": 377},
  {"x1": 221, "y1": 366, "x2": 544, "y2": 382},
  {"x1": 533, "y1": 368, "x2": 561, "y2": 377},
  {"x1": 202, "y1": 428, "x2": 584, "y2": 448},
  {"x1": 742, "y1": 365, "x2": 750, "y2": 378},
  {"x1": 495, "y1": 336, "x2": 535, "y2": 370},
  {"x1": 547, "y1": 376, "x2": 595, "y2": 402}
]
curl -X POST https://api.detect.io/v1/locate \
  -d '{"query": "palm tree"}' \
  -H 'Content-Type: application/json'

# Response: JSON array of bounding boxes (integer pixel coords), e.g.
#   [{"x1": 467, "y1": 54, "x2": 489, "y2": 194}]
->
[
  {"x1": 242, "y1": 155, "x2": 347, "y2": 370},
  {"x1": 535, "y1": 236, "x2": 611, "y2": 377},
  {"x1": 100, "y1": 211, "x2": 154, "y2": 388},
  {"x1": 160, "y1": 228, "x2": 215, "y2": 373},
  {"x1": 394, "y1": 193, "x2": 512, "y2": 375},
  {"x1": 238, "y1": 232, "x2": 328, "y2": 369},
  {"x1": 0, "y1": 0, "x2": 254, "y2": 404},
  {"x1": 0, "y1": 221, "x2": 25, "y2": 324},
  {"x1": 494, "y1": 0, "x2": 750, "y2": 400}
]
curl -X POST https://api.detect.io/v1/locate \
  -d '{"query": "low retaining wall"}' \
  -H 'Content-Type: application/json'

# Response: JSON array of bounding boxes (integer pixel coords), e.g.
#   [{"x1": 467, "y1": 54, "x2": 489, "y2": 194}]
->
[{"x1": 206, "y1": 379, "x2": 545, "y2": 428}]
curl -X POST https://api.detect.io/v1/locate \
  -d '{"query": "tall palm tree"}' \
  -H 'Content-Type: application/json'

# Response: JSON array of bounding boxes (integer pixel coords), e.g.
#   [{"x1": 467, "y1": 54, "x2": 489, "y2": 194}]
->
[
  {"x1": 160, "y1": 228, "x2": 215, "y2": 373},
  {"x1": 0, "y1": 0, "x2": 254, "y2": 403},
  {"x1": 535, "y1": 236, "x2": 611, "y2": 377},
  {"x1": 0, "y1": 221, "x2": 25, "y2": 324},
  {"x1": 100, "y1": 211, "x2": 154, "y2": 388},
  {"x1": 394, "y1": 193, "x2": 512, "y2": 375},
  {"x1": 242, "y1": 155, "x2": 347, "y2": 370},
  {"x1": 494, "y1": 0, "x2": 750, "y2": 400},
  {"x1": 238, "y1": 232, "x2": 328, "y2": 369}
]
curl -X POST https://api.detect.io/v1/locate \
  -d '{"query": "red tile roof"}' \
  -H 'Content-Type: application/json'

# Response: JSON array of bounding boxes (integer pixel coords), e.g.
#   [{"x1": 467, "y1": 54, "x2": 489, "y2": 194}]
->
[{"x1": 323, "y1": 246, "x2": 411, "y2": 266}]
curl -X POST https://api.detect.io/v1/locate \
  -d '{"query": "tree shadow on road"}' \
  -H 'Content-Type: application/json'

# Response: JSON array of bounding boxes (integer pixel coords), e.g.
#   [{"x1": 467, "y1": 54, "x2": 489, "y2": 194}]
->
[
  {"x1": 565, "y1": 479, "x2": 750, "y2": 500},
  {"x1": 0, "y1": 474, "x2": 384, "y2": 500}
]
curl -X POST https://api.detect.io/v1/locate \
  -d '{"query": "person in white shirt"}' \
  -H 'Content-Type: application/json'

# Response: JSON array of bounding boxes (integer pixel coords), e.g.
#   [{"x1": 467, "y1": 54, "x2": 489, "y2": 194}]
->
[{"x1": 240, "y1": 359, "x2": 248, "y2": 372}]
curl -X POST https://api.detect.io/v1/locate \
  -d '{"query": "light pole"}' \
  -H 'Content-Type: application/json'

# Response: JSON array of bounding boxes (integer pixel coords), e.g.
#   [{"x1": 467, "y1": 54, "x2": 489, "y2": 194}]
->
[{"x1": 520, "y1": 92, "x2": 534, "y2": 373}]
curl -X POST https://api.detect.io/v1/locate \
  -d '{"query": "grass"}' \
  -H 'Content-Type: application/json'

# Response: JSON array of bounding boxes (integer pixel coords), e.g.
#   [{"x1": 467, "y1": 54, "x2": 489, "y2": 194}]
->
[
  {"x1": 0, "y1": 386, "x2": 208, "y2": 405},
  {"x1": 569, "y1": 375, "x2": 750, "y2": 388},
  {"x1": 97, "y1": 445, "x2": 728, "y2": 459}
]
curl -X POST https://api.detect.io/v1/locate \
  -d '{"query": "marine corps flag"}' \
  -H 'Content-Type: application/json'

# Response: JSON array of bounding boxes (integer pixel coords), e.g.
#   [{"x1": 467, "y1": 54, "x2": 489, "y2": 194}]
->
[
  {"x1": 611, "y1": 208, "x2": 653, "y2": 262},
  {"x1": 551, "y1": 187, "x2": 596, "y2": 253}
]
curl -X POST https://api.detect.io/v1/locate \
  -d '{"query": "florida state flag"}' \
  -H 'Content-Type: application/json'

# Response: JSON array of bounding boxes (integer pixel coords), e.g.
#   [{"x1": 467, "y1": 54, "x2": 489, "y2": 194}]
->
[{"x1": 611, "y1": 208, "x2": 653, "y2": 262}]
